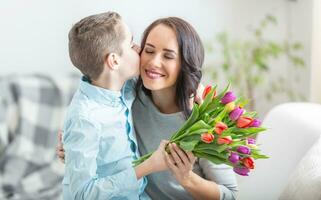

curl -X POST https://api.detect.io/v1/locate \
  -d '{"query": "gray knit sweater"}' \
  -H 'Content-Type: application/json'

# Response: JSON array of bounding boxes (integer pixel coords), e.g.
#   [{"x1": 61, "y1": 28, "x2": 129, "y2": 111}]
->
[{"x1": 132, "y1": 90, "x2": 238, "y2": 200}]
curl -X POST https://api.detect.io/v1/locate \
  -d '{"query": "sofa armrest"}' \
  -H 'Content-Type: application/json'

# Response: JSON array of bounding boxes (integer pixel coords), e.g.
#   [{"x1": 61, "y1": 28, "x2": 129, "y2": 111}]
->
[
  {"x1": 237, "y1": 102, "x2": 321, "y2": 199},
  {"x1": 0, "y1": 77, "x2": 19, "y2": 155}
]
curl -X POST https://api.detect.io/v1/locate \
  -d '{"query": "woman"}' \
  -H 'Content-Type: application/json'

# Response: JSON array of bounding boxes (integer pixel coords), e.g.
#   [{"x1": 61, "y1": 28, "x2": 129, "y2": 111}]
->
[{"x1": 58, "y1": 17, "x2": 238, "y2": 200}]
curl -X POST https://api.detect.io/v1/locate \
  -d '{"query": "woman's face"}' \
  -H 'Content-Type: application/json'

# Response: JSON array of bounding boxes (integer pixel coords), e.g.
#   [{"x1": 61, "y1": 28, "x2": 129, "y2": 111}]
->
[{"x1": 140, "y1": 24, "x2": 181, "y2": 92}]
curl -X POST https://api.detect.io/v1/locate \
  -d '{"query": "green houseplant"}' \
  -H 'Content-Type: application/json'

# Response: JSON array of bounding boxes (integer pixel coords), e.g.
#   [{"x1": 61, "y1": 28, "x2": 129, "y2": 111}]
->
[{"x1": 204, "y1": 14, "x2": 306, "y2": 111}]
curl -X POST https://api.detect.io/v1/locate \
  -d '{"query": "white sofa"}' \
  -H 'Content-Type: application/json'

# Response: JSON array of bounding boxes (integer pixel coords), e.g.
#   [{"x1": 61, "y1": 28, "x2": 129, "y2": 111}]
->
[{"x1": 237, "y1": 102, "x2": 321, "y2": 200}]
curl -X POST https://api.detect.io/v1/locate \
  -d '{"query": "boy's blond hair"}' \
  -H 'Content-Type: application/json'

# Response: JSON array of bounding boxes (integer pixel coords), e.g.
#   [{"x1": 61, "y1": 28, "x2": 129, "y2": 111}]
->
[{"x1": 68, "y1": 11, "x2": 125, "y2": 80}]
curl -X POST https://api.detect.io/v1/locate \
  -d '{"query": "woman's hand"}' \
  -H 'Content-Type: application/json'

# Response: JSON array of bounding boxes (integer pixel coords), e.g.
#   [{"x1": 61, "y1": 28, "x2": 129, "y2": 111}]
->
[
  {"x1": 190, "y1": 83, "x2": 204, "y2": 109},
  {"x1": 56, "y1": 130, "x2": 65, "y2": 163},
  {"x1": 165, "y1": 143, "x2": 196, "y2": 186}
]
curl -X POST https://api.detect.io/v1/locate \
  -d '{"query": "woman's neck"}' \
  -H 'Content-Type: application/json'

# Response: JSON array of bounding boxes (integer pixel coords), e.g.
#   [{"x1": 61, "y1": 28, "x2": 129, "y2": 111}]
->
[{"x1": 151, "y1": 87, "x2": 180, "y2": 114}]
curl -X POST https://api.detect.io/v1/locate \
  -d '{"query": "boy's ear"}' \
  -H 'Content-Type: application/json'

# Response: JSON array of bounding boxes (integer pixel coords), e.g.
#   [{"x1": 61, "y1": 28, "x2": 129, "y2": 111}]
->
[{"x1": 105, "y1": 53, "x2": 120, "y2": 70}]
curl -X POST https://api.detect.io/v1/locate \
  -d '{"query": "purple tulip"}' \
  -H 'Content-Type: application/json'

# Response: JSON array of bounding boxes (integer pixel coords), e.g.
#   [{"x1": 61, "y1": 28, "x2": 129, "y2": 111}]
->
[
  {"x1": 229, "y1": 106, "x2": 244, "y2": 121},
  {"x1": 237, "y1": 146, "x2": 251, "y2": 154},
  {"x1": 228, "y1": 152, "x2": 240, "y2": 164},
  {"x1": 221, "y1": 91, "x2": 236, "y2": 105},
  {"x1": 247, "y1": 138, "x2": 256, "y2": 145},
  {"x1": 233, "y1": 166, "x2": 250, "y2": 176},
  {"x1": 250, "y1": 119, "x2": 262, "y2": 127}
]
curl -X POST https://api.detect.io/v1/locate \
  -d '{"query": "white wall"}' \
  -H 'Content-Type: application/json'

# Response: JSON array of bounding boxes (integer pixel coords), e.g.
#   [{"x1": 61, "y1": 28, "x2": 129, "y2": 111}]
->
[
  {"x1": 0, "y1": 0, "x2": 313, "y2": 116},
  {"x1": 0, "y1": 0, "x2": 311, "y2": 76}
]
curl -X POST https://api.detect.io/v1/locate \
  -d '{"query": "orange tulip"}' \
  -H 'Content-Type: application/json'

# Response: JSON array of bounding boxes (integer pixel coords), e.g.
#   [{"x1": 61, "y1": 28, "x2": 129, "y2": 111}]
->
[
  {"x1": 201, "y1": 133, "x2": 215, "y2": 143},
  {"x1": 217, "y1": 136, "x2": 233, "y2": 145},
  {"x1": 214, "y1": 122, "x2": 228, "y2": 135},
  {"x1": 237, "y1": 116, "x2": 253, "y2": 128}
]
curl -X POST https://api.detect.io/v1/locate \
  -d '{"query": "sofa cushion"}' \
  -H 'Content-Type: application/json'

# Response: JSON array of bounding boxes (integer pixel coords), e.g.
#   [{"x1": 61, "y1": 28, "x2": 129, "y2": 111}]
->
[
  {"x1": 279, "y1": 136, "x2": 321, "y2": 200},
  {"x1": 0, "y1": 74, "x2": 78, "y2": 199}
]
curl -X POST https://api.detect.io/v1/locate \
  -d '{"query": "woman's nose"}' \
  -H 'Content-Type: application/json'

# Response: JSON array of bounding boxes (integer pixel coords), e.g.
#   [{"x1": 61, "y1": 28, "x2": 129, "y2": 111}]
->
[{"x1": 149, "y1": 54, "x2": 162, "y2": 68}]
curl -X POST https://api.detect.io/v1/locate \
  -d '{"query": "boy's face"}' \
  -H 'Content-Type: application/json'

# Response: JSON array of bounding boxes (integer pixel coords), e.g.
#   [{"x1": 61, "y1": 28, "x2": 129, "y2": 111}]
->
[{"x1": 118, "y1": 21, "x2": 140, "y2": 79}]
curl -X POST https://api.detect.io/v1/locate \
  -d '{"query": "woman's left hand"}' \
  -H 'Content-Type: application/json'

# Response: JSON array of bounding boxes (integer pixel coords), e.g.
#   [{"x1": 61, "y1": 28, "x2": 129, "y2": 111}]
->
[{"x1": 165, "y1": 143, "x2": 196, "y2": 186}]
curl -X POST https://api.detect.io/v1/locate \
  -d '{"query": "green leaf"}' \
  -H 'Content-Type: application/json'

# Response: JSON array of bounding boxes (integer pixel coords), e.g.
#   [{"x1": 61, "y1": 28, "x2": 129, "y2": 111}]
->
[
  {"x1": 235, "y1": 97, "x2": 249, "y2": 108},
  {"x1": 179, "y1": 140, "x2": 199, "y2": 151},
  {"x1": 292, "y1": 42, "x2": 303, "y2": 51},
  {"x1": 290, "y1": 56, "x2": 305, "y2": 67},
  {"x1": 194, "y1": 148, "x2": 228, "y2": 159},
  {"x1": 217, "y1": 83, "x2": 231, "y2": 99},
  {"x1": 196, "y1": 142, "x2": 228, "y2": 153},
  {"x1": 194, "y1": 152, "x2": 232, "y2": 166},
  {"x1": 213, "y1": 108, "x2": 228, "y2": 124},
  {"x1": 242, "y1": 111, "x2": 258, "y2": 118},
  {"x1": 252, "y1": 153, "x2": 269, "y2": 159},
  {"x1": 171, "y1": 120, "x2": 212, "y2": 142},
  {"x1": 229, "y1": 140, "x2": 246, "y2": 147},
  {"x1": 232, "y1": 127, "x2": 266, "y2": 134},
  {"x1": 186, "y1": 120, "x2": 212, "y2": 135},
  {"x1": 171, "y1": 104, "x2": 200, "y2": 140},
  {"x1": 266, "y1": 14, "x2": 277, "y2": 25}
]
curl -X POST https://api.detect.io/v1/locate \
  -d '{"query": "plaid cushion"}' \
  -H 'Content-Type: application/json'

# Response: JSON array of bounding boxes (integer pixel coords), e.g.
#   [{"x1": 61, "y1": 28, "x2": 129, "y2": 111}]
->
[{"x1": 0, "y1": 74, "x2": 79, "y2": 200}]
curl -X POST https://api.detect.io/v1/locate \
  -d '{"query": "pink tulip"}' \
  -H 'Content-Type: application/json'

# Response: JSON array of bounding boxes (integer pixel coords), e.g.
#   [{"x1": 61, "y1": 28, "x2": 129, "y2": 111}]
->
[
  {"x1": 233, "y1": 166, "x2": 250, "y2": 176},
  {"x1": 229, "y1": 106, "x2": 244, "y2": 121},
  {"x1": 221, "y1": 91, "x2": 236, "y2": 105},
  {"x1": 250, "y1": 119, "x2": 262, "y2": 127}
]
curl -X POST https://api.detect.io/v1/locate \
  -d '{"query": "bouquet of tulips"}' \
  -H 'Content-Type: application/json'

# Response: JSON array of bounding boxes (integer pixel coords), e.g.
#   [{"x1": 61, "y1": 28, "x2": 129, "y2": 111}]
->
[{"x1": 133, "y1": 84, "x2": 269, "y2": 176}]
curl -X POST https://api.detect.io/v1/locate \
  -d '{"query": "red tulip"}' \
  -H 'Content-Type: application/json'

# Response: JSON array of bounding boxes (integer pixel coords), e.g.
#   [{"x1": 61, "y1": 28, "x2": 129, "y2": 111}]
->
[
  {"x1": 202, "y1": 85, "x2": 217, "y2": 100},
  {"x1": 217, "y1": 136, "x2": 233, "y2": 145},
  {"x1": 237, "y1": 116, "x2": 253, "y2": 128},
  {"x1": 214, "y1": 122, "x2": 228, "y2": 135},
  {"x1": 242, "y1": 157, "x2": 255, "y2": 169},
  {"x1": 201, "y1": 133, "x2": 215, "y2": 143}
]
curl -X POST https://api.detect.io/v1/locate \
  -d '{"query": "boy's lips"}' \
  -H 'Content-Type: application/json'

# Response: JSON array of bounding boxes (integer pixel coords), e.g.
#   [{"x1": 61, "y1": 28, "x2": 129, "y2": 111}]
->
[{"x1": 144, "y1": 69, "x2": 165, "y2": 79}]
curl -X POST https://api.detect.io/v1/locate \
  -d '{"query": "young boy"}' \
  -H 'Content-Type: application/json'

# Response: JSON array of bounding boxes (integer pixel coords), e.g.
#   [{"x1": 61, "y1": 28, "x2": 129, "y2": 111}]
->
[{"x1": 63, "y1": 11, "x2": 167, "y2": 200}]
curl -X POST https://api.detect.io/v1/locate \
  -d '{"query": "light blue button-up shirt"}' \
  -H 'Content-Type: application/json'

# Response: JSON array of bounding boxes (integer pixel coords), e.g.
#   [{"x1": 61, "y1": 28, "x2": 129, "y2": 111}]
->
[{"x1": 62, "y1": 77, "x2": 148, "y2": 200}]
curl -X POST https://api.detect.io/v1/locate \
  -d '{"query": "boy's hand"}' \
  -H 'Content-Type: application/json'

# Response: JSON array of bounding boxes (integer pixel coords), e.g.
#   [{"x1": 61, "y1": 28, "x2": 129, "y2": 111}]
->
[
  {"x1": 146, "y1": 140, "x2": 169, "y2": 173},
  {"x1": 56, "y1": 130, "x2": 65, "y2": 163},
  {"x1": 134, "y1": 140, "x2": 168, "y2": 179}
]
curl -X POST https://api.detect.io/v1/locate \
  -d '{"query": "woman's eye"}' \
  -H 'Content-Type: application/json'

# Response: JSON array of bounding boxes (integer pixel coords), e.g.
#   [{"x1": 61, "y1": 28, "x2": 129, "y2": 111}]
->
[
  {"x1": 164, "y1": 54, "x2": 175, "y2": 59},
  {"x1": 144, "y1": 49, "x2": 153, "y2": 54}
]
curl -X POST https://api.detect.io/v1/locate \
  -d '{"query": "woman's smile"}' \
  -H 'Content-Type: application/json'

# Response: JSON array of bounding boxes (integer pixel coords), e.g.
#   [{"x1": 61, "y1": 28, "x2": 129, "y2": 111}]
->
[{"x1": 144, "y1": 68, "x2": 165, "y2": 79}]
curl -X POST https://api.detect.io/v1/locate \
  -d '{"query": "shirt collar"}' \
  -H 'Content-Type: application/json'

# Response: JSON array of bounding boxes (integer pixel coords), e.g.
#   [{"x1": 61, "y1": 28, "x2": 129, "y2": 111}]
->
[{"x1": 79, "y1": 76, "x2": 122, "y2": 106}]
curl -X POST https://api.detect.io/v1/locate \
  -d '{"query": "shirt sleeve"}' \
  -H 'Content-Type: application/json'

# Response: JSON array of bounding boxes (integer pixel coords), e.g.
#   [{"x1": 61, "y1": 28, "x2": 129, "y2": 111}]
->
[
  {"x1": 63, "y1": 117, "x2": 140, "y2": 199},
  {"x1": 199, "y1": 158, "x2": 238, "y2": 200}
]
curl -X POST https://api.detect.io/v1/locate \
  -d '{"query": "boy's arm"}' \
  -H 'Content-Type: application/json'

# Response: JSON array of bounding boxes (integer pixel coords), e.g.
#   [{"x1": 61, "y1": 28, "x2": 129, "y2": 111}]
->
[{"x1": 64, "y1": 117, "x2": 141, "y2": 200}]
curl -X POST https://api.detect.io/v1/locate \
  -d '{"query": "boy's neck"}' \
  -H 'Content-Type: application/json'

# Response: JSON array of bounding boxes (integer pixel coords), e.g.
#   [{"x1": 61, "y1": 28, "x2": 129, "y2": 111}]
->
[
  {"x1": 91, "y1": 73, "x2": 126, "y2": 91},
  {"x1": 151, "y1": 87, "x2": 180, "y2": 114}
]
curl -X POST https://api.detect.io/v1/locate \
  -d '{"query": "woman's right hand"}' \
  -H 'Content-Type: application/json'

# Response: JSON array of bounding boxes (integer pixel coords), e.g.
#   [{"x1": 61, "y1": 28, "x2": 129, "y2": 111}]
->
[{"x1": 56, "y1": 130, "x2": 65, "y2": 163}]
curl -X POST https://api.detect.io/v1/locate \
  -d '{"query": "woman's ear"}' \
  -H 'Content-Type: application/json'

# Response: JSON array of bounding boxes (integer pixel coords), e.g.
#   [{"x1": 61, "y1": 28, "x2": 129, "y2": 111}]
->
[{"x1": 104, "y1": 53, "x2": 120, "y2": 70}]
